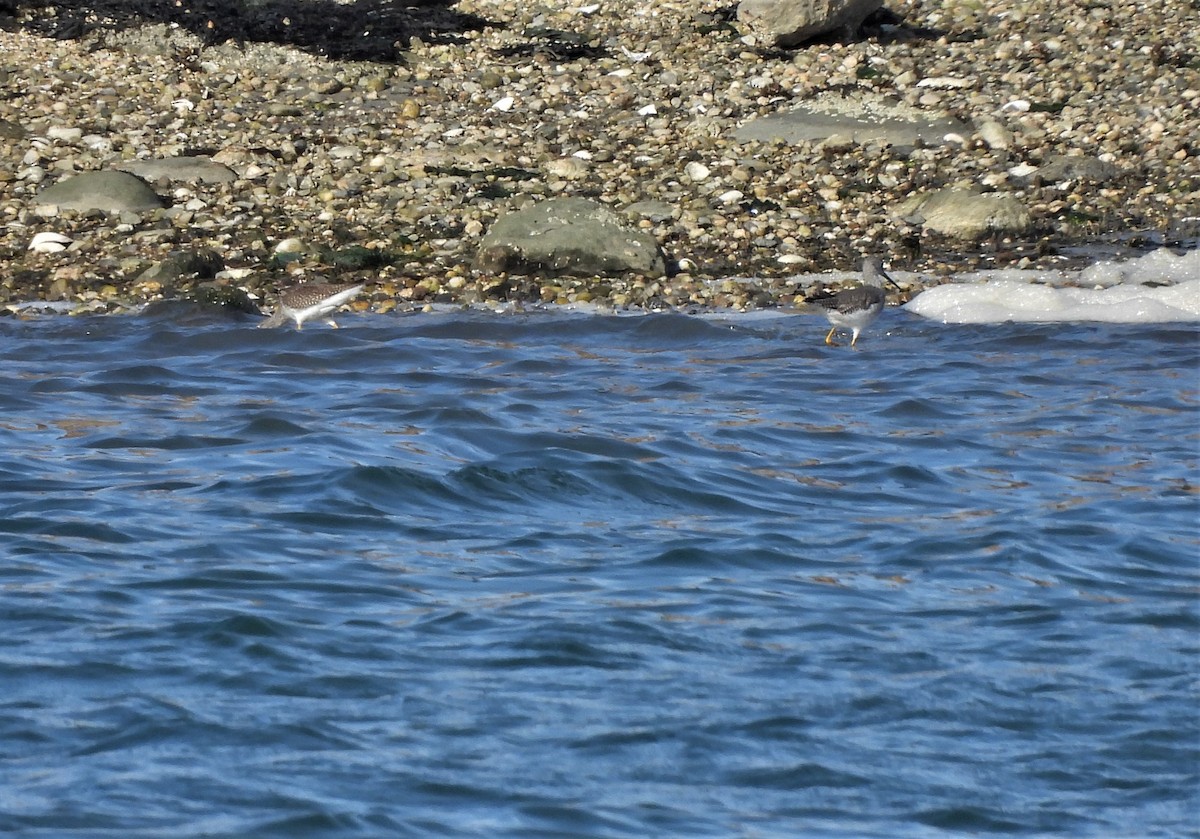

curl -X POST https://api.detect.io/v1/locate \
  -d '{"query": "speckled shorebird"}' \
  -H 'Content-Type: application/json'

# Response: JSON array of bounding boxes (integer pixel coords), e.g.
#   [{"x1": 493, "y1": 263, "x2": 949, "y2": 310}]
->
[
  {"x1": 813, "y1": 257, "x2": 903, "y2": 347},
  {"x1": 258, "y1": 282, "x2": 365, "y2": 330}
]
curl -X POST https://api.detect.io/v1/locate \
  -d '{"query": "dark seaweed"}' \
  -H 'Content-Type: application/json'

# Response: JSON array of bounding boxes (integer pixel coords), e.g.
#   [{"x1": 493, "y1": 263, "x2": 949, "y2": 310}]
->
[{"x1": 12, "y1": 0, "x2": 498, "y2": 62}]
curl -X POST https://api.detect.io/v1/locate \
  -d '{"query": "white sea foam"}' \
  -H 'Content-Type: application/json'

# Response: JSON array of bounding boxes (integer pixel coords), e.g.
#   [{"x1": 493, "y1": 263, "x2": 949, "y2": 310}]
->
[{"x1": 905, "y1": 248, "x2": 1200, "y2": 324}]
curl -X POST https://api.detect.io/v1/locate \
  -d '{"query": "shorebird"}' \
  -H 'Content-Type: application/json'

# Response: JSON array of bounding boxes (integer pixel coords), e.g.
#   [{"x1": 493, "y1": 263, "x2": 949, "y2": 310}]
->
[
  {"x1": 812, "y1": 257, "x2": 903, "y2": 347},
  {"x1": 258, "y1": 282, "x2": 365, "y2": 330}
]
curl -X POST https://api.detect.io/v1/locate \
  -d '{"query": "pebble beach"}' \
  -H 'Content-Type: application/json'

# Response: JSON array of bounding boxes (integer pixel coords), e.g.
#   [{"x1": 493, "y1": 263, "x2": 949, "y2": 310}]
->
[{"x1": 1, "y1": 0, "x2": 1197, "y2": 315}]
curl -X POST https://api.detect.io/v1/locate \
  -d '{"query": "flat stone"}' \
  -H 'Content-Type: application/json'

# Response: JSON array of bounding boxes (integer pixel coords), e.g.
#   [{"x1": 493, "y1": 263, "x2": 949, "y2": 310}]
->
[
  {"x1": 35, "y1": 170, "x2": 165, "y2": 213},
  {"x1": 474, "y1": 197, "x2": 666, "y2": 279},
  {"x1": 118, "y1": 156, "x2": 238, "y2": 185},
  {"x1": 733, "y1": 92, "x2": 969, "y2": 147},
  {"x1": 894, "y1": 189, "x2": 1033, "y2": 239}
]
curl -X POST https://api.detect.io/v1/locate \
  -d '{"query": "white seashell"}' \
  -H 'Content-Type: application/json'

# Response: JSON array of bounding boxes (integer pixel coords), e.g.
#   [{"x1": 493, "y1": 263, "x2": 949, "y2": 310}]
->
[
  {"x1": 29, "y1": 231, "x2": 72, "y2": 253},
  {"x1": 1008, "y1": 163, "x2": 1038, "y2": 177},
  {"x1": 777, "y1": 254, "x2": 805, "y2": 264},
  {"x1": 943, "y1": 132, "x2": 967, "y2": 144},
  {"x1": 1001, "y1": 99, "x2": 1031, "y2": 113},
  {"x1": 571, "y1": 150, "x2": 593, "y2": 160},
  {"x1": 684, "y1": 161, "x2": 711, "y2": 182},
  {"x1": 490, "y1": 96, "x2": 515, "y2": 112},
  {"x1": 172, "y1": 98, "x2": 195, "y2": 114},
  {"x1": 620, "y1": 46, "x2": 652, "y2": 62},
  {"x1": 917, "y1": 76, "x2": 970, "y2": 89},
  {"x1": 677, "y1": 257, "x2": 697, "y2": 271},
  {"x1": 607, "y1": 68, "x2": 633, "y2": 78},
  {"x1": 637, "y1": 104, "x2": 658, "y2": 116},
  {"x1": 574, "y1": 3, "x2": 600, "y2": 13},
  {"x1": 718, "y1": 189, "x2": 744, "y2": 204}
]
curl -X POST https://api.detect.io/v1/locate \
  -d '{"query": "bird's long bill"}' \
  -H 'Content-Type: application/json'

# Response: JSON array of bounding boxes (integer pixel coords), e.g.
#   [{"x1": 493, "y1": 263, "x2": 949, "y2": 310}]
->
[{"x1": 880, "y1": 267, "x2": 903, "y2": 291}]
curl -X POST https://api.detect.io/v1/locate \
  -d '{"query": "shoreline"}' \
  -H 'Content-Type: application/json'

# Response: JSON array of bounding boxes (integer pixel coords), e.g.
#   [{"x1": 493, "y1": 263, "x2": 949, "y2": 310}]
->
[{"x1": 1, "y1": 0, "x2": 1197, "y2": 316}]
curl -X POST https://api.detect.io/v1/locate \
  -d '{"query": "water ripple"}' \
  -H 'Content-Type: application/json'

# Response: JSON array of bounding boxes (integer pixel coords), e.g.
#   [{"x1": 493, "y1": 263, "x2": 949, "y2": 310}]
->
[{"x1": 0, "y1": 311, "x2": 1196, "y2": 837}]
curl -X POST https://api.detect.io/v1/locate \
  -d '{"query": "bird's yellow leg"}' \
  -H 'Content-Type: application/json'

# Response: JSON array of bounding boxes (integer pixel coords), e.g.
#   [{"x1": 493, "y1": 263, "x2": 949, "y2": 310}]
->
[{"x1": 824, "y1": 326, "x2": 837, "y2": 345}]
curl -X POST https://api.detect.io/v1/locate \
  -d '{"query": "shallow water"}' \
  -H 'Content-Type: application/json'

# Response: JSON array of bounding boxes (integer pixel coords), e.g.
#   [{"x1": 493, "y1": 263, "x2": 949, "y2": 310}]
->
[{"x1": 1, "y1": 306, "x2": 1197, "y2": 838}]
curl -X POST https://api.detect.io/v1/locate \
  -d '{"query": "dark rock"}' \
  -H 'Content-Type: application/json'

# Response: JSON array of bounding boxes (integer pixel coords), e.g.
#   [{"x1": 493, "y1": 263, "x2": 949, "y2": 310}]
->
[
  {"x1": 137, "y1": 249, "x2": 224, "y2": 285},
  {"x1": 0, "y1": 117, "x2": 24, "y2": 139},
  {"x1": 187, "y1": 281, "x2": 260, "y2": 314},
  {"x1": 1038, "y1": 154, "x2": 1122, "y2": 183}
]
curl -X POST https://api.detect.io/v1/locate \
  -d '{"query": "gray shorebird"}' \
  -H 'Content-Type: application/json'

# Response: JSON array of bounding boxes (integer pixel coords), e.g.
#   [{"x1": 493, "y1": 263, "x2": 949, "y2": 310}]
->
[
  {"x1": 812, "y1": 257, "x2": 903, "y2": 347},
  {"x1": 258, "y1": 282, "x2": 365, "y2": 330}
]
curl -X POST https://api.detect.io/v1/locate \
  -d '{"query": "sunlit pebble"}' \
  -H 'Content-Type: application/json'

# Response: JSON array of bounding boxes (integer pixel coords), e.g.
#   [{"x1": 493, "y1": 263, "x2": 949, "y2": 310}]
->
[
  {"x1": 620, "y1": 46, "x2": 652, "y2": 62},
  {"x1": 917, "y1": 76, "x2": 970, "y2": 89},
  {"x1": 1002, "y1": 99, "x2": 1031, "y2": 113},
  {"x1": 638, "y1": 104, "x2": 658, "y2": 116},
  {"x1": 490, "y1": 96, "x2": 515, "y2": 112}
]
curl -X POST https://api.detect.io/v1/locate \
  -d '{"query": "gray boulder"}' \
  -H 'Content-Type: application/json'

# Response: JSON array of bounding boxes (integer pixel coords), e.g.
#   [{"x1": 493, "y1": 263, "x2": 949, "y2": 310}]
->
[
  {"x1": 474, "y1": 198, "x2": 666, "y2": 279},
  {"x1": 894, "y1": 189, "x2": 1033, "y2": 239},
  {"x1": 36, "y1": 171, "x2": 165, "y2": 213},
  {"x1": 738, "y1": 0, "x2": 884, "y2": 47},
  {"x1": 118, "y1": 157, "x2": 237, "y2": 185}
]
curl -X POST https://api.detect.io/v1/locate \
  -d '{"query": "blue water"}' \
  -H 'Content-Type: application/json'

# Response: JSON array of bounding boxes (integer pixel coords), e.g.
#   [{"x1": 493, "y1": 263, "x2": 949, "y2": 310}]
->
[{"x1": 1, "y1": 306, "x2": 1197, "y2": 838}]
